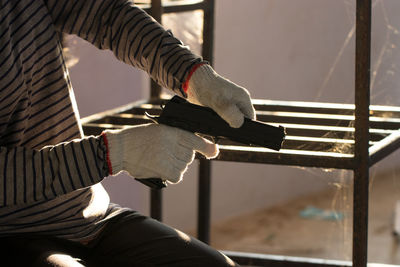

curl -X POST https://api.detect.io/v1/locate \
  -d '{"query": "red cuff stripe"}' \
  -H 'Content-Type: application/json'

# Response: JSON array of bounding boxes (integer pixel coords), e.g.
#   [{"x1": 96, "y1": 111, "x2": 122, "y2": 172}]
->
[
  {"x1": 101, "y1": 132, "x2": 113, "y2": 175},
  {"x1": 182, "y1": 63, "x2": 205, "y2": 93}
]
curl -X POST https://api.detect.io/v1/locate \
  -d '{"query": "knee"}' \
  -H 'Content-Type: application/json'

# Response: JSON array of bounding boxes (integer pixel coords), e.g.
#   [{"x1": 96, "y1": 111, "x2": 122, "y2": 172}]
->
[
  {"x1": 206, "y1": 251, "x2": 240, "y2": 267},
  {"x1": 33, "y1": 252, "x2": 85, "y2": 267}
]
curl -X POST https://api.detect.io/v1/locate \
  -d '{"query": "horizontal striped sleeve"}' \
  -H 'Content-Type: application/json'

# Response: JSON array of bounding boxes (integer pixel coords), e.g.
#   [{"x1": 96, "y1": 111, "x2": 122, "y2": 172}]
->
[
  {"x1": 43, "y1": 0, "x2": 203, "y2": 95},
  {"x1": 0, "y1": 135, "x2": 108, "y2": 207}
]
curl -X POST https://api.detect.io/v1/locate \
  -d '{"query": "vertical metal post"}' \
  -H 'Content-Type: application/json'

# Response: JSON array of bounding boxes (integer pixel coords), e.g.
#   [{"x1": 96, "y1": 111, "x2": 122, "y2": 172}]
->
[
  {"x1": 198, "y1": 159, "x2": 211, "y2": 244},
  {"x1": 150, "y1": 0, "x2": 163, "y2": 99},
  {"x1": 202, "y1": 0, "x2": 215, "y2": 64},
  {"x1": 150, "y1": 0, "x2": 162, "y2": 28},
  {"x1": 149, "y1": 0, "x2": 163, "y2": 221},
  {"x1": 197, "y1": 0, "x2": 215, "y2": 244},
  {"x1": 150, "y1": 78, "x2": 162, "y2": 99},
  {"x1": 150, "y1": 188, "x2": 162, "y2": 221},
  {"x1": 353, "y1": 1, "x2": 371, "y2": 267}
]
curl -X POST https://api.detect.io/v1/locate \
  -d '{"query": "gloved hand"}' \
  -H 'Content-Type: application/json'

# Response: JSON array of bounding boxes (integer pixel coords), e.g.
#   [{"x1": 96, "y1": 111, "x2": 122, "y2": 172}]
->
[
  {"x1": 102, "y1": 124, "x2": 218, "y2": 184},
  {"x1": 187, "y1": 64, "x2": 256, "y2": 128}
]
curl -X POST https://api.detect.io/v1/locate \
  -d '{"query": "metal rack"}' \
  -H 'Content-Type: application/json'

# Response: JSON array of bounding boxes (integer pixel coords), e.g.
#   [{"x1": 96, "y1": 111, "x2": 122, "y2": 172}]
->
[{"x1": 81, "y1": 1, "x2": 400, "y2": 266}]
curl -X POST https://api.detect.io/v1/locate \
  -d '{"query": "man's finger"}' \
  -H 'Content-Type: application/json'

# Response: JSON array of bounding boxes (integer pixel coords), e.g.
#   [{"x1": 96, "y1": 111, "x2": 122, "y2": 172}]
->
[
  {"x1": 187, "y1": 134, "x2": 219, "y2": 159},
  {"x1": 216, "y1": 104, "x2": 245, "y2": 128}
]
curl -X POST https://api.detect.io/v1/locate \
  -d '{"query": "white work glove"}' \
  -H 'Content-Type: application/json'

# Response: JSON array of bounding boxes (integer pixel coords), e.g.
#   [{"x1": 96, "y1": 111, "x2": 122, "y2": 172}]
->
[
  {"x1": 103, "y1": 124, "x2": 218, "y2": 184},
  {"x1": 187, "y1": 64, "x2": 256, "y2": 128}
]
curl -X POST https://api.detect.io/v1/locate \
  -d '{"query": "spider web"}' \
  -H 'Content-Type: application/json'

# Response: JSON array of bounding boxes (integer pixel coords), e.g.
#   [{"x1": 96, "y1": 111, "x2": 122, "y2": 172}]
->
[
  {"x1": 303, "y1": 0, "x2": 400, "y2": 262},
  {"x1": 160, "y1": 1, "x2": 400, "y2": 262}
]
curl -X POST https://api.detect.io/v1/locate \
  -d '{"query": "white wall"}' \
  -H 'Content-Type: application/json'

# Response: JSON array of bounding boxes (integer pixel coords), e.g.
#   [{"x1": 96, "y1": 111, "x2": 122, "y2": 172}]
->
[{"x1": 68, "y1": 0, "x2": 400, "y2": 231}]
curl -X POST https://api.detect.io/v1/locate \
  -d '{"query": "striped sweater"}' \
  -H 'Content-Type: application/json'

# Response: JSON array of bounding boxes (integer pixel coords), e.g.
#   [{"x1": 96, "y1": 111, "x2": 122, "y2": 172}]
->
[{"x1": 0, "y1": 0, "x2": 202, "y2": 241}]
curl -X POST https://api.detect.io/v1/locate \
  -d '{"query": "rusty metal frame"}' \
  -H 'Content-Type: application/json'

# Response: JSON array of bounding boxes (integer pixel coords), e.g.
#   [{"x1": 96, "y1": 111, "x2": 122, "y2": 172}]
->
[
  {"x1": 80, "y1": 1, "x2": 400, "y2": 266},
  {"x1": 81, "y1": 98, "x2": 400, "y2": 267}
]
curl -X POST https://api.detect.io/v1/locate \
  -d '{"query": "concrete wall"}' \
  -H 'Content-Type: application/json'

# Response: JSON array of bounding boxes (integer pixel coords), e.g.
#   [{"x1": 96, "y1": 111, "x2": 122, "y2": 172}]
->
[{"x1": 68, "y1": 0, "x2": 400, "y2": 231}]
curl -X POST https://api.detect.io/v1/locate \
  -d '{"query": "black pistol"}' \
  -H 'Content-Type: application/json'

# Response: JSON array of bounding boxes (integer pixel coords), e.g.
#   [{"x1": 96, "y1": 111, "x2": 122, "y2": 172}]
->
[{"x1": 135, "y1": 96, "x2": 286, "y2": 189}]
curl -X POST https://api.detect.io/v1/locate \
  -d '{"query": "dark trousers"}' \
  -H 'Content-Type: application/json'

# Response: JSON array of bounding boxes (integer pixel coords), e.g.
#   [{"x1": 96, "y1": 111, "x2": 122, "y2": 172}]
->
[{"x1": 0, "y1": 211, "x2": 238, "y2": 267}]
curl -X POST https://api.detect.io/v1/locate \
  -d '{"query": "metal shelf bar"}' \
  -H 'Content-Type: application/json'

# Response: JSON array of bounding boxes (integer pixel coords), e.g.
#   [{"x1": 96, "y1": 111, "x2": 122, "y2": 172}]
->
[
  {"x1": 82, "y1": 99, "x2": 400, "y2": 171},
  {"x1": 222, "y1": 251, "x2": 400, "y2": 267},
  {"x1": 137, "y1": 0, "x2": 205, "y2": 14}
]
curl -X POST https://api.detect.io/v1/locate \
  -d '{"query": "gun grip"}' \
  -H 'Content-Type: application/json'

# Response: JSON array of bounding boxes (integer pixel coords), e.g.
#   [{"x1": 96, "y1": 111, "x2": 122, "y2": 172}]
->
[{"x1": 135, "y1": 178, "x2": 167, "y2": 190}]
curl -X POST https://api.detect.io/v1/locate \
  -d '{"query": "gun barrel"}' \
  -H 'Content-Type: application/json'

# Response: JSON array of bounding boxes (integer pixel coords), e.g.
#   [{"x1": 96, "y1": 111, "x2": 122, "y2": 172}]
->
[
  {"x1": 157, "y1": 96, "x2": 286, "y2": 151},
  {"x1": 232, "y1": 118, "x2": 285, "y2": 151}
]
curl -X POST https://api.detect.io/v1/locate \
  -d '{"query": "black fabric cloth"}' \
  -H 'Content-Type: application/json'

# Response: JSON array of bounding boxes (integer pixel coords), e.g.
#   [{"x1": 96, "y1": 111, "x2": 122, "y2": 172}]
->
[{"x1": 0, "y1": 211, "x2": 238, "y2": 267}]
